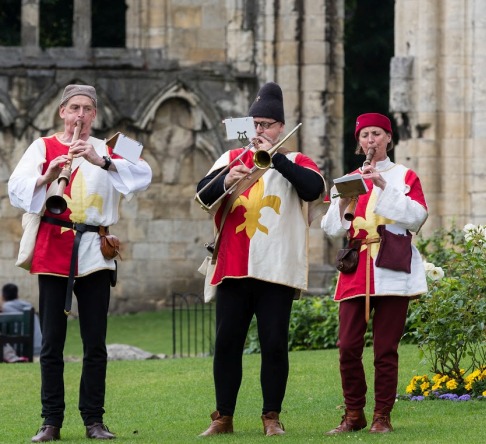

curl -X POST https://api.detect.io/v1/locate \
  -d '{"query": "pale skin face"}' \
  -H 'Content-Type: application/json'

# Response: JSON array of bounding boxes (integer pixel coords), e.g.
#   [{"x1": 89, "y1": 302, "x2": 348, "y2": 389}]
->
[
  {"x1": 36, "y1": 94, "x2": 115, "y2": 188},
  {"x1": 338, "y1": 125, "x2": 391, "y2": 217},
  {"x1": 224, "y1": 117, "x2": 285, "y2": 189}
]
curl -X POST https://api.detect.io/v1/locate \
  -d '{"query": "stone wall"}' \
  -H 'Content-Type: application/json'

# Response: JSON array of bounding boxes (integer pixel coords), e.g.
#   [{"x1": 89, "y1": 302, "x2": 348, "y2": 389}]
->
[
  {"x1": 0, "y1": 0, "x2": 341, "y2": 313},
  {"x1": 391, "y1": 0, "x2": 486, "y2": 233}
]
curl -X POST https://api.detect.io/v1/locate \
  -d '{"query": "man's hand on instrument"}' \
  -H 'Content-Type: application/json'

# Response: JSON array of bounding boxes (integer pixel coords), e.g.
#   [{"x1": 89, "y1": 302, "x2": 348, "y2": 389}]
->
[
  {"x1": 70, "y1": 139, "x2": 103, "y2": 166},
  {"x1": 252, "y1": 136, "x2": 272, "y2": 151},
  {"x1": 36, "y1": 155, "x2": 70, "y2": 187},
  {"x1": 224, "y1": 164, "x2": 252, "y2": 188}
]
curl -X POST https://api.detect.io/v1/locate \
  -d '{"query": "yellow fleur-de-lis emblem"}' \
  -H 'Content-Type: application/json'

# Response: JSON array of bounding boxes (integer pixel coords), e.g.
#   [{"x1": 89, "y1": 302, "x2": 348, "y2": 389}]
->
[
  {"x1": 59, "y1": 169, "x2": 104, "y2": 232},
  {"x1": 231, "y1": 179, "x2": 281, "y2": 239},
  {"x1": 353, "y1": 188, "x2": 393, "y2": 257}
]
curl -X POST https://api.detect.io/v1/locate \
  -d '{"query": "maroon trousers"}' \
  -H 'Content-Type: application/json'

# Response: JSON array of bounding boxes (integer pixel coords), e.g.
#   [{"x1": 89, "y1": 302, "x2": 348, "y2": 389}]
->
[{"x1": 338, "y1": 296, "x2": 409, "y2": 413}]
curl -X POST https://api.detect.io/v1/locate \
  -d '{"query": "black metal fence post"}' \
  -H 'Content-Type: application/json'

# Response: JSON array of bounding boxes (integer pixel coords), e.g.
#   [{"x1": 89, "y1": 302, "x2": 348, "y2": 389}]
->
[{"x1": 171, "y1": 292, "x2": 215, "y2": 357}]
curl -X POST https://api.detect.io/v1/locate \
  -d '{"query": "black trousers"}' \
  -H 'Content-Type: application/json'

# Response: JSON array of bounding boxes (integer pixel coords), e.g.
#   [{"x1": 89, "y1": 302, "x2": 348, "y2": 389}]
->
[
  {"x1": 213, "y1": 278, "x2": 295, "y2": 416},
  {"x1": 38, "y1": 270, "x2": 111, "y2": 428}
]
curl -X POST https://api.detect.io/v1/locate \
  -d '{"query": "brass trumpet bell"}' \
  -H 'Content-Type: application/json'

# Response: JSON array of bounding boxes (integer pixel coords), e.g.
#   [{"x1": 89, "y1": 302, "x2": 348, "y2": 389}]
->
[{"x1": 253, "y1": 150, "x2": 272, "y2": 169}]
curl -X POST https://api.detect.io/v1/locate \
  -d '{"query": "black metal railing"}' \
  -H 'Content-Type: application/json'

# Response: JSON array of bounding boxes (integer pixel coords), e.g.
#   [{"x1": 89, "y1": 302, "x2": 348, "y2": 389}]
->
[{"x1": 171, "y1": 292, "x2": 215, "y2": 357}]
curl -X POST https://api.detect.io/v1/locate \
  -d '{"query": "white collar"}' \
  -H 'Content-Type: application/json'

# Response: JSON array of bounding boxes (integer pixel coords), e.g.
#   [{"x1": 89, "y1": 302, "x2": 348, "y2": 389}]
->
[{"x1": 359, "y1": 157, "x2": 394, "y2": 173}]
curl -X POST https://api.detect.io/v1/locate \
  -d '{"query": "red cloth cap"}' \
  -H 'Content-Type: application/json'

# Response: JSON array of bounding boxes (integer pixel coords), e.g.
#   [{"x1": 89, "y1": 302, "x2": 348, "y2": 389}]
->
[{"x1": 354, "y1": 113, "x2": 392, "y2": 140}]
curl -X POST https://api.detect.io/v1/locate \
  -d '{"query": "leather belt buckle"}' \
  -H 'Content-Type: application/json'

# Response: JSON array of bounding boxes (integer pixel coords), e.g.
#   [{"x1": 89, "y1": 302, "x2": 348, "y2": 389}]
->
[{"x1": 73, "y1": 223, "x2": 87, "y2": 233}]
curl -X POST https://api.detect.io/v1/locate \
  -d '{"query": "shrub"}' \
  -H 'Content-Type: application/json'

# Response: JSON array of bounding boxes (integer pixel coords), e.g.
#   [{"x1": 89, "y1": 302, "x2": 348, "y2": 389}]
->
[
  {"x1": 287, "y1": 296, "x2": 339, "y2": 351},
  {"x1": 244, "y1": 295, "x2": 340, "y2": 354},
  {"x1": 244, "y1": 284, "x2": 417, "y2": 354},
  {"x1": 408, "y1": 223, "x2": 486, "y2": 382}
]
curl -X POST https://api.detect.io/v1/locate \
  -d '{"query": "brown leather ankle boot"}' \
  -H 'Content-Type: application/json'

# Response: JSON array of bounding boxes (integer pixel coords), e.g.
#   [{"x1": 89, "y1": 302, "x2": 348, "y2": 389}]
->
[
  {"x1": 199, "y1": 411, "x2": 234, "y2": 436},
  {"x1": 261, "y1": 411, "x2": 285, "y2": 436},
  {"x1": 369, "y1": 410, "x2": 393, "y2": 433},
  {"x1": 325, "y1": 409, "x2": 367, "y2": 435}
]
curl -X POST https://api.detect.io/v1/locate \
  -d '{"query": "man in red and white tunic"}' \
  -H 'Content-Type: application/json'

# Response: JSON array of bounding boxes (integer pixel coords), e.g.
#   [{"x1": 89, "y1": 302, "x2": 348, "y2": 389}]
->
[
  {"x1": 321, "y1": 113, "x2": 428, "y2": 435},
  {"x1": 8, "y1": 84, "x2": 152, "y2": 442},
  {"x1": 197, "y1": 82, "x2": 325, "y2": 437}
]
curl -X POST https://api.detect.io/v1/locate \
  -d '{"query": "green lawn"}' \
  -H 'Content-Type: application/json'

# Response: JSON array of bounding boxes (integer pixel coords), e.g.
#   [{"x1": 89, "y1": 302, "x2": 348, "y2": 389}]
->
[
  {"x1": 1, "y1": 311, "x2": 485, "y2": 443},
  {"x1": 66, "y1": 310, "x2": 176, "y2": 357}
]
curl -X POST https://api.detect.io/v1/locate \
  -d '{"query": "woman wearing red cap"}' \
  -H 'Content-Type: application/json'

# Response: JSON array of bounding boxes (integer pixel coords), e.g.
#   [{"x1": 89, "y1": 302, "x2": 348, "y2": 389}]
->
[{"x1": 321, "y1": 113, "x2": 428, "y2": 434}]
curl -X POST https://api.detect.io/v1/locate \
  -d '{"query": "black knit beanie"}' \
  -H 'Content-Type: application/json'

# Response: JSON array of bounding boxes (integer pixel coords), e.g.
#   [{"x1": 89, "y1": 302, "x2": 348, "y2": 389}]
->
[{"x1": 248, "y1": 82, "x2": 285, "y2": 124}]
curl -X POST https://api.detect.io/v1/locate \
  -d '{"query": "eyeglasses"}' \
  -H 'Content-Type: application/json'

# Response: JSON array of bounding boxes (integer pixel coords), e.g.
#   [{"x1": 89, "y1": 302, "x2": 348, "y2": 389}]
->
[{"x1": 253, "y1": 120, "x2": 278, "y2": 130}]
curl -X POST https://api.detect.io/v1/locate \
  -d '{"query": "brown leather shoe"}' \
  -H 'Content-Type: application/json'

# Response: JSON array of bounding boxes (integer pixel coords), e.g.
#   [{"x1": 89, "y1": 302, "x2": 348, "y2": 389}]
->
[
  {"x1": 31, "y1": 425, "x2": 61, "y2": 442},
  {"x1": 369, "y1": 411, "x2": 393, "y2": 433},
  {"x1": 85, "y1": 423, "x2": 115, "y2": 439},
  {"x1": 199, "y1": 411, "x2": 234, "y2": 436},
  {"x1": 325, "y1": 409, "x2": 367, "y2": 435},
  {"x1": 261, "y1": 411, "x2": 285, "y2": 436}
]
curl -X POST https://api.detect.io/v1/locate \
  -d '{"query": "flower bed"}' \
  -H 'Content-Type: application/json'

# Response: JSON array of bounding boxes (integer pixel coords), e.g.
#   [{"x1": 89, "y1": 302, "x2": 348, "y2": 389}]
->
[{"x1": 399, "y1": 368, "x2": 486, "y2": 401}]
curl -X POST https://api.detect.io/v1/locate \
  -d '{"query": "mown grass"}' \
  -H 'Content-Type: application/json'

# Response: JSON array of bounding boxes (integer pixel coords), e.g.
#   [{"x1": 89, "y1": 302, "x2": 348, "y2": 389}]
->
[
  {"x1": 1, "y1": 311, "x2": 485, "y2": 443},
  {"x1": 65, "y1": 310, "x2": 176, "y2": 357}
]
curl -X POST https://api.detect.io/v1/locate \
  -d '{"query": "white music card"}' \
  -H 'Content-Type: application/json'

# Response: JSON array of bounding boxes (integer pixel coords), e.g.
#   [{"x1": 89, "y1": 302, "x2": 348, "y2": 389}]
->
[
  {"x1": 105, "y1": 132, "x2": 143, "y2": 164},
  {"x1": 223, "y1": 117, "x2": 256, "y2": 141}
]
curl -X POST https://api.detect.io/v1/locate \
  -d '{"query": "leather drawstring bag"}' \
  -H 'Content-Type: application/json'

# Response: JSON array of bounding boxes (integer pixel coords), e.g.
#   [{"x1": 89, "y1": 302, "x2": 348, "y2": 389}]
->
[{"x1": 99, "y1": 226, "x2": 121, "y2": 260}]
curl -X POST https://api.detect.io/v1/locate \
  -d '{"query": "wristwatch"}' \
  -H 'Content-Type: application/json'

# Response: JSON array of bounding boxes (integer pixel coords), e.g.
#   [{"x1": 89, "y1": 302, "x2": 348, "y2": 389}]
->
[{"x1": 101, "y1": 155, "x2": 112, "y2": 170}]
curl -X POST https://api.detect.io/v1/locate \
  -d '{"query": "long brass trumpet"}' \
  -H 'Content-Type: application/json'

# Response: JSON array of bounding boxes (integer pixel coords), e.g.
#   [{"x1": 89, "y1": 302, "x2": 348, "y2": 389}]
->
[
  {"x1": 195, "y1": 122, "x2": 302, "y2": 212},
  {"x1": 343, "y1": 146, "x2": 375, "y2": 221},
  {"x1": 46, "y1": 120, "x2": 83, "y2": 215}
]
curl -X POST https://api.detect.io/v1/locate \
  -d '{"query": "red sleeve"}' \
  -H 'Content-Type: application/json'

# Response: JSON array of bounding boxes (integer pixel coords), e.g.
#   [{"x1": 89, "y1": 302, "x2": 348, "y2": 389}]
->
[
  {"x1": 294, "y1": 152, "x2": 321, "y2": 173},
  {"x1": 405, "y1": 169, "x2": 427, "y2": 210}
]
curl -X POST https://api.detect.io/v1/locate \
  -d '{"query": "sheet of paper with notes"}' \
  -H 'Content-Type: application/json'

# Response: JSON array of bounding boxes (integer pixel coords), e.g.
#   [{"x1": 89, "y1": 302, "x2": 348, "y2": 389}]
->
[
  {"x1": 333, "y1": 173, "x2": 368, "y2": 198},
  {"x1": 105, "y1": 132, "x2": 143, "y2": 164}
]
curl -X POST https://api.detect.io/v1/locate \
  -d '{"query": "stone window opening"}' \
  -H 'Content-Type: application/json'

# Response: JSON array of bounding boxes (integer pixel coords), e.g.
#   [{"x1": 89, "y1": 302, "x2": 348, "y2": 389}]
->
[
  {"x1": 0, "y1": 0, "x2": 126, "y2": 49},
  {"x1": 0, "y1": 0, "x2": 21, "y2": 46}
]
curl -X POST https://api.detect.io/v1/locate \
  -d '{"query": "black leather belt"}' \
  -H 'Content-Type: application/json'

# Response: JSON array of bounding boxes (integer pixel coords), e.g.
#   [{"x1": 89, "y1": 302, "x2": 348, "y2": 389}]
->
[{"x1": 41, "y1": 216, "x2": 100, "y2": 315}]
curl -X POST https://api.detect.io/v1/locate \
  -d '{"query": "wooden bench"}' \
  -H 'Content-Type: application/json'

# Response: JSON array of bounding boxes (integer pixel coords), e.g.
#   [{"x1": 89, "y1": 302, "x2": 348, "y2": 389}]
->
[{"x1": 0, "y1": 307, "x2": 35, "y2": 363}]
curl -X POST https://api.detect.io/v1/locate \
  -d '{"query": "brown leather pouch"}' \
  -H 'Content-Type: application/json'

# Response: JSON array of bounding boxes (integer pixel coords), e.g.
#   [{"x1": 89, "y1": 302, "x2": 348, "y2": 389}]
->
[
  {"x1": 99, "y1": 226, "x2": 121, "y2": 260},
  {"x1": 335, "y1": 247, "x2": 359, "y2": 274}
]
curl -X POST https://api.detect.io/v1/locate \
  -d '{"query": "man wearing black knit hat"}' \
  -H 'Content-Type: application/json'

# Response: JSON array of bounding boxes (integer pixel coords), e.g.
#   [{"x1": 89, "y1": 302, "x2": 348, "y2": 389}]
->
[{"x1": 197, "y1": 82, "x2": 325, "y2": 437}]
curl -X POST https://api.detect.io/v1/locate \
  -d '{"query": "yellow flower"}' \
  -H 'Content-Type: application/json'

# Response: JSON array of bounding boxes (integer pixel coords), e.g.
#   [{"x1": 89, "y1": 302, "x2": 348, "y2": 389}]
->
[
  {"x1": 469, "y1": 370, "x2": 480, "y2": 380},
  {"x1": 423, "y1": 391, "x2": 430, "y2": 397},
  {"x1": 446, "y1": 379, "x2": 458, "y2": 390},
  {"x1": 420, "y1": 381, "x2": 430, "y2": 391},
  {"x1": 432, "y1": 374, "x2": 442, "y2": 383},
  {"x1": 482, "y1": 390, "x2": 486, "y2": 397}
]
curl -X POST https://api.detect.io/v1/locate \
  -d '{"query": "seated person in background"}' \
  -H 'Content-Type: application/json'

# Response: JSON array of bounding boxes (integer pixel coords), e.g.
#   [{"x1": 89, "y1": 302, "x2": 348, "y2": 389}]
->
[
  {"x1": 2, "y1": 343, "x2": 29, "y2": 363},
  {"x1": 2, "y1": 283, "x2": 42, "y2": 356}
]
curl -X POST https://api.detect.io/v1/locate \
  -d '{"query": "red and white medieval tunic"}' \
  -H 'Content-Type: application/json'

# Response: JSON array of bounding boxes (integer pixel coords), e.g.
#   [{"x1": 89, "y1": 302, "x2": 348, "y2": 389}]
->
[
  {"x1": 8, "y1": 134, "x2": 152, "y2": 277},
  {"x1": 208, "y1": 148, "x2": 323, "y2": 291},
  {"x1": 321, "y1": 157, "x2": 428, "y2": 301}
]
